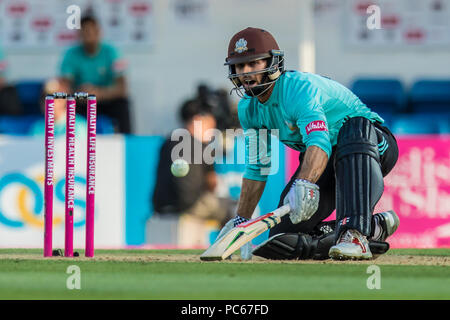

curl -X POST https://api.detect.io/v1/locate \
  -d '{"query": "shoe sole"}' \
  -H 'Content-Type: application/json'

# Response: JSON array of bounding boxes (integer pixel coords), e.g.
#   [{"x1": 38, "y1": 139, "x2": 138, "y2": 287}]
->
[{"x1": 329, "y1": 247, "x2": 373, "y2": 260}]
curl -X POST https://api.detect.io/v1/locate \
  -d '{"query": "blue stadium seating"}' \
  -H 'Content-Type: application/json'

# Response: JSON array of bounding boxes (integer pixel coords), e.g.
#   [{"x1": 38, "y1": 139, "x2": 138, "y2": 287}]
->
[
  {"x1": 351, "y1": 78, "x2": 407, "y2": 116},
  {"x1": 0, "y1": 115, "x2": 42, "y2": 135},
  {"x1": 14, "y1": 80, "x2": 45, "y2": 115},
  {"x1": 377, "y1": 112, "x2": 393, "y2": 128},
  {"x1": 391, "y1": 114, "x2": 449, "y2": 135},
  {"x1": 97, "y1": 115, "x2": 115, "y2": 134},
  {"x1": 439, "y1": 119, "x2": 450, "y2": 134},
  {"x1": 410, "y1": 79, "x2": 450, "y2": 114}
]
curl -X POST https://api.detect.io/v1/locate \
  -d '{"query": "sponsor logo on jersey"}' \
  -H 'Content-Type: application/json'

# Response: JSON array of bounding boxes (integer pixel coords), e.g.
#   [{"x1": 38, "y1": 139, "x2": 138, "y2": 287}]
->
[{"x1": 305, "y1": 120, "x2": 328, "y2": 135}]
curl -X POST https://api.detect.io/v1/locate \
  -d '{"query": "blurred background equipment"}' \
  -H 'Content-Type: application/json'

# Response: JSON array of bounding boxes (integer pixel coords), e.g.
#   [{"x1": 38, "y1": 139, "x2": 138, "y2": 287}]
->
[{"x1": 195, "y1": 83, "x2": 240, "y2": 131}]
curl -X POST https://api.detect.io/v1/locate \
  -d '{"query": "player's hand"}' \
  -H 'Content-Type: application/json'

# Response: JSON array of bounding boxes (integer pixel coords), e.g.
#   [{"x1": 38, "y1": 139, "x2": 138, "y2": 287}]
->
[
  {"x1": 283, "y1": 179, "x2": 320, "y2": 224},
  {"x1": 215, "y1": 217, "x2": 252, "y2": 260}
]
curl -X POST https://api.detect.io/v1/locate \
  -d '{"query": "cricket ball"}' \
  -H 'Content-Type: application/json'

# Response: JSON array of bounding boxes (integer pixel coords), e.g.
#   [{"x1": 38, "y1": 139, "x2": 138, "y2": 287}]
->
[{"x1": 171, "y1": 159, "x2": 190, "y2": 177}]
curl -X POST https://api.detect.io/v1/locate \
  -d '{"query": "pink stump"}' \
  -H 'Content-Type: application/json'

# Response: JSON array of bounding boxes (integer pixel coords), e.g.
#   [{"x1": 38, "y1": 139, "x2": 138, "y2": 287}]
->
[
  {"x1": 65, "y1": 96, "x2": 76, "y2": 257},
  {"x1": 44, "y1": 95, "x2": 55, "y2": 257},
  {"x1": 85, "y1": 95, "x2": 97, "y2": 257}
]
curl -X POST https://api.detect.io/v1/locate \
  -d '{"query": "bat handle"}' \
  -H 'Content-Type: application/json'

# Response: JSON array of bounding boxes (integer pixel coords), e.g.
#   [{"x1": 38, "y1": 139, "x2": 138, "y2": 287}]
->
[{"x1": 273, "y1": 204, "x2": 291, "y2": 218}]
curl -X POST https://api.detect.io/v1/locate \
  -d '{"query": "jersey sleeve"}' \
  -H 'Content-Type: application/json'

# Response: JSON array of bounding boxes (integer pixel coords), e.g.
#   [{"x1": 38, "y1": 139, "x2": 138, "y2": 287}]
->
[
  {"x1": 110, "y1": 45, "x2": 127, "y2": 78},
  {"x1": 285, "y1": 80, "x2": 332, "y2": 159},
  {"x1": 238, "y1": 101, "x2": 272, "y2": 182},
  {"x1": 0, "y1": 47, "x2": 7, "y2": 78}
]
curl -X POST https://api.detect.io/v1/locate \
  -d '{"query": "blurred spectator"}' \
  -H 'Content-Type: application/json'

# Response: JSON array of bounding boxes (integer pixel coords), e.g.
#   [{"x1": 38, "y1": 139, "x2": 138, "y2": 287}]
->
[
  {"x1": 0, "y1": 45, "x2": 23, "y2": 115},
  {"x1": 59, "y1": 15, "x2": 131, "y2": 133},
  {"x1": 28, "y1": 78, "x2": 87, "y2": 138},
  {"x1": 152, "y1": 99, "x2": 234, "y2": 226}
]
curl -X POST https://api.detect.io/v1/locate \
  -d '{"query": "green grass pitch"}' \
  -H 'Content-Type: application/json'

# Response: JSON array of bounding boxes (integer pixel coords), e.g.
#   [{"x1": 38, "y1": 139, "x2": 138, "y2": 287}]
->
[{"x1": 0, "y1": 248, "x2": 448, "y2": 300}]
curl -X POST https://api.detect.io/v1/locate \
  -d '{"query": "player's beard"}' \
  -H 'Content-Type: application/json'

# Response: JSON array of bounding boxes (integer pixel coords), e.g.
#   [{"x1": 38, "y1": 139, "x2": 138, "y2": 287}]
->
[{"x1": 243, "y1": 74, "x2": 271, "y2": 97}]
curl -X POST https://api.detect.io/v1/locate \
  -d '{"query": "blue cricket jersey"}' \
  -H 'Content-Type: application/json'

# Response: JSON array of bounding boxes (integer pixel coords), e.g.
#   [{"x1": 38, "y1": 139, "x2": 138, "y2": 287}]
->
[{"x1": 238, "y1": 70, "x2": 383, "y2": 181}]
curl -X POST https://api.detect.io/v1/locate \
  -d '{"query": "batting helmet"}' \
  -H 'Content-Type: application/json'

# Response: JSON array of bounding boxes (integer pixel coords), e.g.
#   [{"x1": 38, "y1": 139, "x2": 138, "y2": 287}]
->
[{"x1": 225, "y1": 27, "x2": 284, "y2": 97}]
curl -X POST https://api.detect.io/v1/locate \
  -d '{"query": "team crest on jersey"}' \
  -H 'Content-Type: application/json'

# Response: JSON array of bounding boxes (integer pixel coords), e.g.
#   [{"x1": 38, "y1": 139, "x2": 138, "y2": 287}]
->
[
  {"x1": 235, "y1": 38, "x2": 248, "y2": 53},
  {"x1": 284, "y1": 120, "x2": 298, "y2": 132}
]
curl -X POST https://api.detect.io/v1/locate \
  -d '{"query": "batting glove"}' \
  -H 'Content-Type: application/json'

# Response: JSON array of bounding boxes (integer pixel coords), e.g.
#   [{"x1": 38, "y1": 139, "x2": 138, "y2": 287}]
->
[{"x1": 283, "y1": 179, "x2": 320, "y2": 224}]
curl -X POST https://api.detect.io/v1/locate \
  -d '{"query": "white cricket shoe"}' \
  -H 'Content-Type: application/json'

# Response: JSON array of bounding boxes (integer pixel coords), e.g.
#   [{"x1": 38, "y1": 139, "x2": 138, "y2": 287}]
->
[
  {"x1": 372, "y1": 210, "x2": 400, "y2": 242},
  {"x1": 329, "y1": 229, "x2": 372, "y2": 260}
]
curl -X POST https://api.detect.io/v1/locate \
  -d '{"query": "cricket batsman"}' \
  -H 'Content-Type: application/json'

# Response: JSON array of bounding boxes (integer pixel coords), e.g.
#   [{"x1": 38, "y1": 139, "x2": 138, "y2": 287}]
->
[{"x1": 216, "y1": 27, "x2": 400, "y2": 260}]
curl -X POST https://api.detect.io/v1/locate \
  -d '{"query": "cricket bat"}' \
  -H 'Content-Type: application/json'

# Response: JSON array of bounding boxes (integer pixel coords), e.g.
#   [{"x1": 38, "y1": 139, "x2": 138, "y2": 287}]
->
[{"x1": 200, "y1": 204, "x2": 291, "y2": 261}]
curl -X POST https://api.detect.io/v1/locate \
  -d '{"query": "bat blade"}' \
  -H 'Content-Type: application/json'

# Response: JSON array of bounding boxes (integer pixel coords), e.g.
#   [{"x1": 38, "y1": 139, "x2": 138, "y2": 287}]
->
[{"x1": 200, "y1": 204, "x2": 291, "y2": 261}]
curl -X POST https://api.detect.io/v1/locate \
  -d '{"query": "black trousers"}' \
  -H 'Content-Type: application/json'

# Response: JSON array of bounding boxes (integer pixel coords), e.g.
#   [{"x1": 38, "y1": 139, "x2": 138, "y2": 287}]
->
[
  {"x1": 269, "y1": 121, "x2": 398, "y2": 237},
  {"x1": 77, "y1": 97, "x2": 132, "y2": 134}
]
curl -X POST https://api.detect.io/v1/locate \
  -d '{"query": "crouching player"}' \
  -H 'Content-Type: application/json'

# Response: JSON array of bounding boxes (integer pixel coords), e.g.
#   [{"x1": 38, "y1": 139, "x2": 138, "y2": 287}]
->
[{"x1": 216, "y1": 27, "x2": 399, "y2": 260}]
